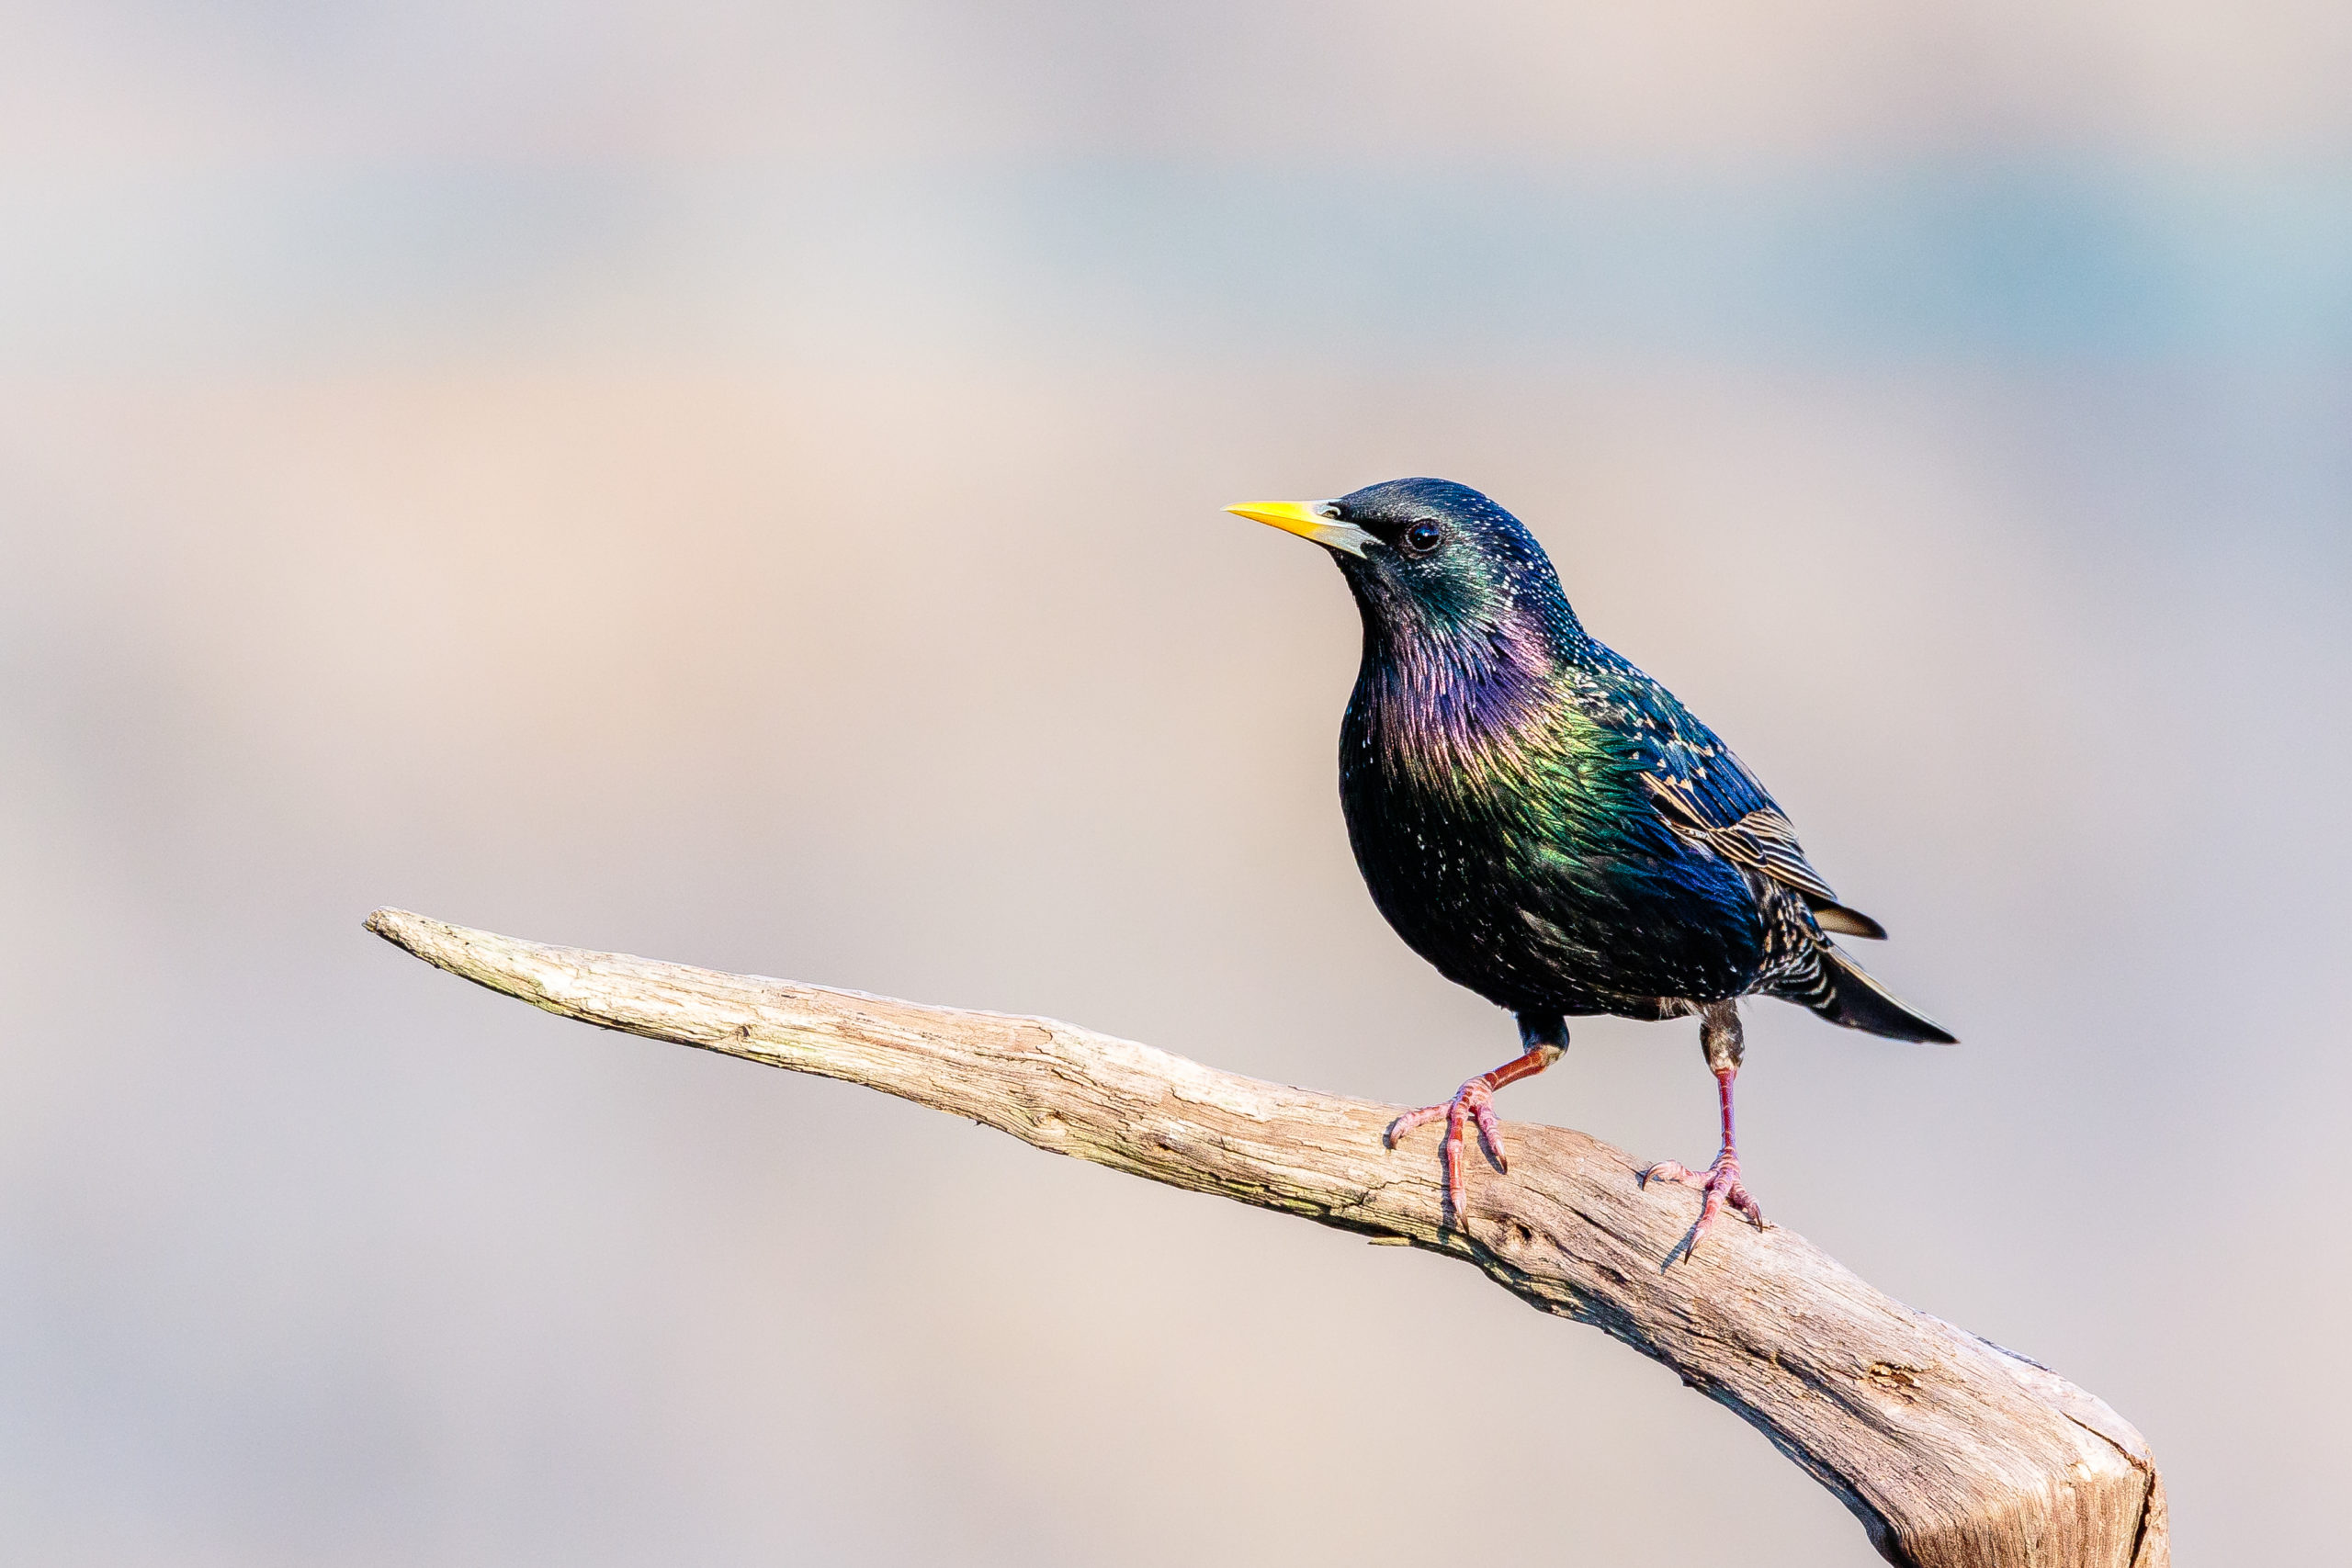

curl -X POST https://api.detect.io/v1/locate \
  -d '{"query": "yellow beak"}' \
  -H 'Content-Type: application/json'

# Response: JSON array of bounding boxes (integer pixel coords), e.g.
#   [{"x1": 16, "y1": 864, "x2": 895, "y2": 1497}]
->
[{"x1": 1224, "y1": 500, "x2": 1377, "y2": 558}]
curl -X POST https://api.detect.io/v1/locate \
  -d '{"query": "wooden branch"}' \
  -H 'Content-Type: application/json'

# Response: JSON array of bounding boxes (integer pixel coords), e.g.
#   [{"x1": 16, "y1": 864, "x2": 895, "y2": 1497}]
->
[{"x1": 366, "y1": 908, "x2": 2164, "y2": 1568}]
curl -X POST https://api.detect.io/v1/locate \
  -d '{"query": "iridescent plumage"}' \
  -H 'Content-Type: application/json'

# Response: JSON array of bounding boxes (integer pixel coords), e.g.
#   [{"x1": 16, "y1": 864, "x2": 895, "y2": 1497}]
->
[{"x1": 1235, "y1": 477, "x2": 1953, "y2": 1247}]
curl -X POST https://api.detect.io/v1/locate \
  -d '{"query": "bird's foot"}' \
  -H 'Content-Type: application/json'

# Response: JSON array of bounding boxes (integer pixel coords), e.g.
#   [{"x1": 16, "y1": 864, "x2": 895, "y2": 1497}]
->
[
  {"x1": 1641, "y1": 1148, "x2": 1765, "y2": 1258},
  {"x1": 1385, "y1": 1080, "x2": 1505, "y2": 1222}
]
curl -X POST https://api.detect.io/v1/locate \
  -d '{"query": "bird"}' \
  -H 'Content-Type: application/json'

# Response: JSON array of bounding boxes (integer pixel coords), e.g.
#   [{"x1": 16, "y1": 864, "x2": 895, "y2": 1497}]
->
[{"x1": 1227, "y1": 479, "x2": 1953, "y2": 1252}]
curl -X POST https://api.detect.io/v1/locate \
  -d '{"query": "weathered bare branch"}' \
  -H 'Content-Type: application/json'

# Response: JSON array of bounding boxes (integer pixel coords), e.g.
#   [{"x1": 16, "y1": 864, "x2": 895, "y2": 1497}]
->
[{"x1": 366, "y1": 907, "x2": 2164, "y2": 1568}]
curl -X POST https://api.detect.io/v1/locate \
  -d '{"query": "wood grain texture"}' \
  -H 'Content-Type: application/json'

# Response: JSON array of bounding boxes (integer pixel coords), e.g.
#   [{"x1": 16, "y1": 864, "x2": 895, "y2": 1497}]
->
[{"x1": 366, "y1": 907, "x2": 2164, "y2": 1568}]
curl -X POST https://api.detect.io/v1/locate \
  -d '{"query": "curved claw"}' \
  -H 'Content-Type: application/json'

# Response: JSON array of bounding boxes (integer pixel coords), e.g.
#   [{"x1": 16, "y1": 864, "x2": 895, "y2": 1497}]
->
[
  {"x1": 1384, "y1": 1102, "x2": 1447, "y2": 1147},
  {"x1": 1388, "y1": 1078, "x2": 1506, "y2": 1220},
  {"x1": 1473, "y1": 1100, "x2": 1505, "y2": 1171},
  {"x1": 1385, "y1": 1043, "x2": 1562, "y2": 1225},
  {"x1": 1642, "y1": 1151, "x2": 1766, "y2": 1258}
]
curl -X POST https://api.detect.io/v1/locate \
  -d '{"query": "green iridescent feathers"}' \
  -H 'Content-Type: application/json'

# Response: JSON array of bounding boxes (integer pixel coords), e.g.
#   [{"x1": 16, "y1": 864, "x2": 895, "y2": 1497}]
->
[{"x1": 1320, "y1": 477, "x2": 1954, "y2": 1043}]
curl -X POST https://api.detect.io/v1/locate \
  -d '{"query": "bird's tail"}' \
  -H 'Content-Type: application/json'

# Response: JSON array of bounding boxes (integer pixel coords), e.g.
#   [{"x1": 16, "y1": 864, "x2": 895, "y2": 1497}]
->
[{"x1": 1791, "y1": 941, "x2": 1958, "y2": 1044}]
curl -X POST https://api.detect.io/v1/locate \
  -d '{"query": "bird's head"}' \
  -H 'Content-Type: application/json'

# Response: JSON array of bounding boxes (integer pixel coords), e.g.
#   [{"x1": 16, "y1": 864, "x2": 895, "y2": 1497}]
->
[{"x1": 1227, "y1": 478, "x2": 1575, "y2": 649}]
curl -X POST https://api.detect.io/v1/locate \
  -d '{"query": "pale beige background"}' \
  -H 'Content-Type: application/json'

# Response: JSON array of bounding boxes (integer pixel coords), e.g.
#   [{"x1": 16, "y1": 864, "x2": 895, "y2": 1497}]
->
[{"x1": 3, "y1": 4, "x2": 2347, "y2": 1563}]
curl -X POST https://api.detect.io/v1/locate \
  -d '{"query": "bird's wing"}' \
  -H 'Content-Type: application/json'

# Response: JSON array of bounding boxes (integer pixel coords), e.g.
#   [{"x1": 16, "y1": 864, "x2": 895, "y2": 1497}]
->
[
  {"x1": 1637, "y1": 774, "x2": 1883, "y2": 928},
  {"x1": 1589, "y1": 653, "x2": 1888, "y2": 940}
]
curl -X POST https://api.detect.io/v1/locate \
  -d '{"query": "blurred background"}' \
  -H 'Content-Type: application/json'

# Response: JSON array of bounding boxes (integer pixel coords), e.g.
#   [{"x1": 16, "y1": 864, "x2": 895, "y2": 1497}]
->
[{"x1": 2, "y1": 3, "x2": 2346, "y2": 1562}]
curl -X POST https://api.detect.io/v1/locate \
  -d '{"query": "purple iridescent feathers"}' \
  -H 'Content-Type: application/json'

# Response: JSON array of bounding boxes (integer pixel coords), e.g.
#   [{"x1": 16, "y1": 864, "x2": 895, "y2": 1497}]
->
[{"x1": 1320, "y1": 478, "x2": 1953, "y2": 1043}]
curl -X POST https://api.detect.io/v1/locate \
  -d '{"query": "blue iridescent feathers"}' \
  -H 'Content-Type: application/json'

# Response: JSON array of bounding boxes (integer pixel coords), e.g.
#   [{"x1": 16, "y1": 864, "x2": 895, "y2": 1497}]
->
[{"x1": 1319, "y1": 479, "x2": 1953, "y2": 1043}]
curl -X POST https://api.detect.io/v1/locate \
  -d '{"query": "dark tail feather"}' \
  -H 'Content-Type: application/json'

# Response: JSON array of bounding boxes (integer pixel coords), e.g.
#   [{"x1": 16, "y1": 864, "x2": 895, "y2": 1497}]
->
[{"x1": 1802, "y1": 942, "x2": 1957, "y2": 1043}]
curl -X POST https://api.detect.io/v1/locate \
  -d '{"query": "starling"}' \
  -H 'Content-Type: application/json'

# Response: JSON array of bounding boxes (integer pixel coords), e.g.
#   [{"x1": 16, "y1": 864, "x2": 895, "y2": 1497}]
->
[{"x1": 1228, "y1": 479, "x2": 1953, "y2": 1250}]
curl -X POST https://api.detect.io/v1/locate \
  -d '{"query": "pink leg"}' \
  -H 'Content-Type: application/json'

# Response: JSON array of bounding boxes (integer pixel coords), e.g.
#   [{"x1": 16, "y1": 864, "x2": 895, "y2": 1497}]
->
[
  {"x1": 1385, "y1": 1041, "x2": 1562, "y2": 1222},
  {"x1": 1642, "y1": 1065, "x2": 1766, "y2": 1256}
]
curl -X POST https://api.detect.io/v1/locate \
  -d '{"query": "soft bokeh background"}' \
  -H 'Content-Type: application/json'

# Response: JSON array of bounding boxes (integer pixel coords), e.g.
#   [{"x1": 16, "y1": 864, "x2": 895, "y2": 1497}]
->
[{"x1": 4, "y1": 3, "x2": 2346, "y2": 1562}]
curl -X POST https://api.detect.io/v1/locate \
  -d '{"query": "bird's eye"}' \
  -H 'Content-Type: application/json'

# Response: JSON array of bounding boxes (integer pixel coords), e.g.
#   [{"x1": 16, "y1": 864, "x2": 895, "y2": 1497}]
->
[{"x1": 1404, "y1": 520, "x2": 1443, "y2": 554}]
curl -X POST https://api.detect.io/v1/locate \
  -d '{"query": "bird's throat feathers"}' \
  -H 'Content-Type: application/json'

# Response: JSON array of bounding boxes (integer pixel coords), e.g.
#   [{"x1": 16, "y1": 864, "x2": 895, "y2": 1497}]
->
[
  {"x1": 1326, "y1": 478, "x2": 1600, "y2": 795},
  {"x1": 1351, "y1": 600, "x2": 1577, "y2": 785}
]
